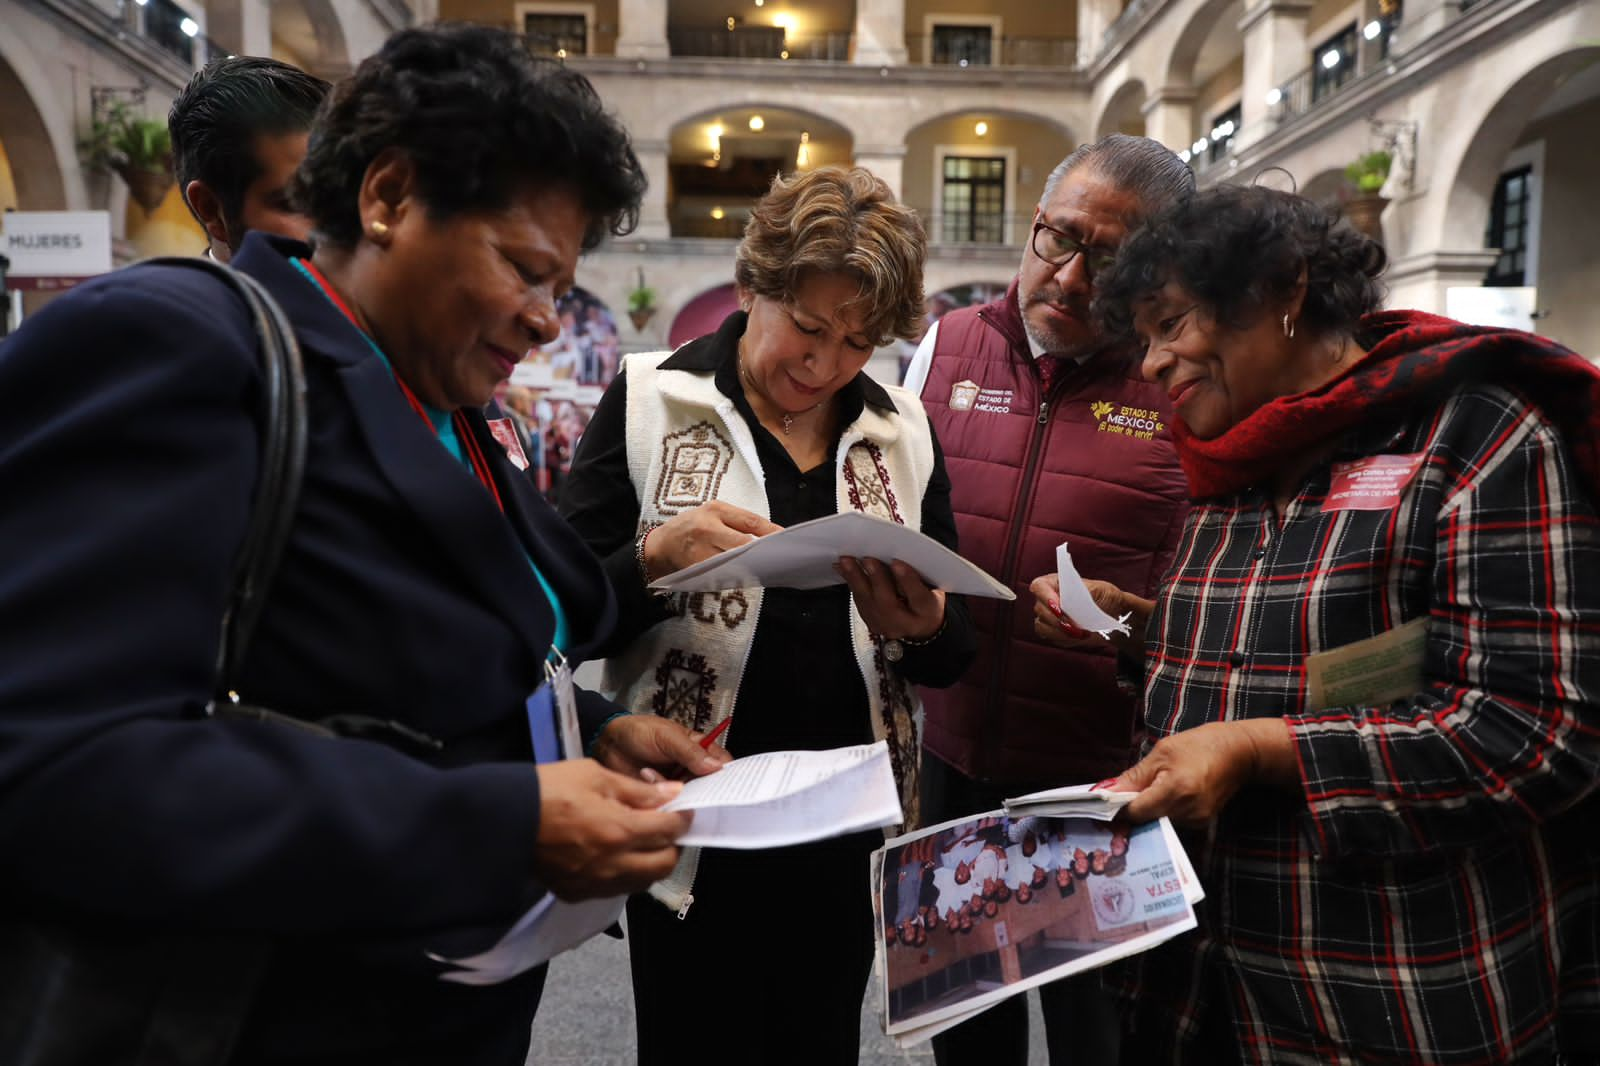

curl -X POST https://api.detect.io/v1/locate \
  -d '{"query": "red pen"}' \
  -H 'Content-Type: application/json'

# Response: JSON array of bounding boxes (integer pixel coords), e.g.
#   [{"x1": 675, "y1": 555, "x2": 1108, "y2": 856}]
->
[{"x1": 699, "y1": 717, "x2": 732, "y2": 749}]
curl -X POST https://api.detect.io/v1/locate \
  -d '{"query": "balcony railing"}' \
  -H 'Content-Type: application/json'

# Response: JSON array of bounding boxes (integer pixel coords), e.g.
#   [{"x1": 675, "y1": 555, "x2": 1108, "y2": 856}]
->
[
  {"x1": 904, "y1": 35, "x2": 1078, "y2": 68},
  {"x1": 142, "y1": 0, "x2": 197, "y2": 65},
  {"x1": 671, "y1": 214, "x2": 750, "y2": 239},
  {"x1": 668, "y1": 27, "x2": 853, "y2": 61},
  {"x1": 909, "y1": 209, "x2": 1032, "y2": 248},
  {"x1": 59, "y1": 0, "x2": 226, "y2": 75},
  {"x1": 1100, "y1": 0, "x2": 1163, "y2": 58}
]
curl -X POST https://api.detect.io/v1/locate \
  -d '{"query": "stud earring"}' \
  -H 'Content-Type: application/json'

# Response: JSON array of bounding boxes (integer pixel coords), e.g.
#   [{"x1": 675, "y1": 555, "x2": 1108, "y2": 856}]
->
[
  {"x1": 369, "y1": 220, "x2": 390, "y2": 239},
  {"x1": 1282, "y1": 312, "x2": 1295, "y2": 339}
]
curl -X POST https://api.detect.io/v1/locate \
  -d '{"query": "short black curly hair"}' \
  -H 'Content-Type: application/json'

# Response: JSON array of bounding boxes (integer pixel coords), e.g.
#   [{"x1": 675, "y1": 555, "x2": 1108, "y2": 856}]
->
[
  {"x1": 1093, "y1": 185, "x2": 1386, "y2": 341},
  {"x1": 289, "y1": 23, "x2": 644, "y2": 250}
]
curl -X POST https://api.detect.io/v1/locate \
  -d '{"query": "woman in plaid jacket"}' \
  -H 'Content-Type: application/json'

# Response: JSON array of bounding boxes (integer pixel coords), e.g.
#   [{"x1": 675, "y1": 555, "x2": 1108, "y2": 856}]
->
[{"x1": 1033, "y1": 185, "x2": 1600, "y2": 1064}]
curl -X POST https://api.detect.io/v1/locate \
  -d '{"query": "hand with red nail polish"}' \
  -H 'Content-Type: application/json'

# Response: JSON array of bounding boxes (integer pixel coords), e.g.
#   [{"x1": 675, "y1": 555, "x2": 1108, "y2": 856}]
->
[{"x1": 1027, "y1": 573, "x2": 1154, "y2": 661}]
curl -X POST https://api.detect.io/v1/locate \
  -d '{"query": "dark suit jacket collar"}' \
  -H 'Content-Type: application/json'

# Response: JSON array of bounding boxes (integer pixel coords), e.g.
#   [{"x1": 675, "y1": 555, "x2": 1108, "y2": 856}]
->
[
  {"x1": 660, "y1": 308, "x2": 899, "y2": 415},
  {"x1": 230, "y1": 231, "x2": 617, "y2": 663}
]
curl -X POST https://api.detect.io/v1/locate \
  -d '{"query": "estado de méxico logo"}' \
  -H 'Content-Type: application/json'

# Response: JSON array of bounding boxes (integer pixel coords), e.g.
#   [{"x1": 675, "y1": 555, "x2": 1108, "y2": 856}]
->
[
  {"x1": 949, "y1": 379, "x2": 1015, "y2": 414},
  {"x1": 1091, "y1": 400, "x2": 1164, "y2": 440}
]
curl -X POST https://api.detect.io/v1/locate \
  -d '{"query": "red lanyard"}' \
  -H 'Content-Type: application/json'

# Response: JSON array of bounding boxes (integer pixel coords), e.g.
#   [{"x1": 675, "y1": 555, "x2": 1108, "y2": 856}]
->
[{"x1": 297, "y1": 259, "x2": 504, "y2": 513}]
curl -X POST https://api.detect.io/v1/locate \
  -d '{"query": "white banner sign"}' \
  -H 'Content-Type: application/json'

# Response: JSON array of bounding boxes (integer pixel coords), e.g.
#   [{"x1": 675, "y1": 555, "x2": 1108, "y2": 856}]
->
[{"x1": 2, "y1": 211, "x2": 113, "y2": 281}]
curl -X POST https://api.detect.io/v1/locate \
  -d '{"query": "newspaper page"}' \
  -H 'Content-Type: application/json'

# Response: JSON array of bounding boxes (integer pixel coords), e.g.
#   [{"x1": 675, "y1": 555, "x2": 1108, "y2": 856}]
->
[{"x1": 873, "y1": 810, "x2": 1200, "y2": 1046}]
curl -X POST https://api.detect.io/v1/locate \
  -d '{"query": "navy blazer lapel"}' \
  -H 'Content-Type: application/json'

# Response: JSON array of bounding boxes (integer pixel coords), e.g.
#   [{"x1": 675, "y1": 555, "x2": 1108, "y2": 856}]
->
[
  {"x1": 335, "y1": 358, "x2": 559, "y2": 660},
  {"x1": 462, "y1": 412, "x2": 617, "y2": 661}
]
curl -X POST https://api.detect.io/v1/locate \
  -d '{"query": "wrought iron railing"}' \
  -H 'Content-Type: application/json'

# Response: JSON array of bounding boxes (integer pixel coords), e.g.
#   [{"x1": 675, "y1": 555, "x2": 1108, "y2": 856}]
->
[
  {"x1": 908, "y1": 208, "x2": 1033, "y2": 247},
  {"x1": 667, "y1": 27, "x2": 852, "y2": 61},
  {"x1": 903, "y1": 35, "x2": 1078, "y2": 68}
]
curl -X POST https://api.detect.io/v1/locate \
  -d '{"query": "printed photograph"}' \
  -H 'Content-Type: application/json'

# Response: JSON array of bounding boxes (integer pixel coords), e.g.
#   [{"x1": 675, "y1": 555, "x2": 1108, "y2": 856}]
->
[{"x1": 879, "y1": 813, "x2": 1193, "y2": 1035}]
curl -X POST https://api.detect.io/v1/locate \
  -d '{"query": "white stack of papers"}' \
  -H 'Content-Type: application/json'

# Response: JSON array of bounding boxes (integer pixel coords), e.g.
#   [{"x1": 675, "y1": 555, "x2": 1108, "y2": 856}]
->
[
  {"x1": 1003, "y1": 782, "x2": 1139, "y2": 821},
  {"x1": 432, "y1": 741, "x2": 904, "y2": 984},
  {"x1": 663, "y1": 740, "x2": 904, "y2": 848},
  {"x1": 651, "y1": 511, "x2": 1014, "y2": 599}
]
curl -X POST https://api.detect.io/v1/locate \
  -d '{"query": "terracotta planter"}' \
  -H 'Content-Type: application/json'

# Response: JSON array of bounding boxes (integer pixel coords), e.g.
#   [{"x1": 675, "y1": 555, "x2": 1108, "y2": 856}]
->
[
  {"x1": 1343, "y1": 194, "x2": 1390, "y2": 244},
  {"x1": 628, "y1": 307, "x2": 656, "y2": 331},
  {"x1": 118, "y1": 165, "x2": 173, "y2": 214}
]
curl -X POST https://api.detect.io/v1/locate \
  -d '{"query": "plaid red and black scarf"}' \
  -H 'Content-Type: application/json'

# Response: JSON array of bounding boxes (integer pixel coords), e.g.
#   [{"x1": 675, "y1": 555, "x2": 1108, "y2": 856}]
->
[{"x1": 1172, "y1": 309, "x2": 1600, "y2": 501}]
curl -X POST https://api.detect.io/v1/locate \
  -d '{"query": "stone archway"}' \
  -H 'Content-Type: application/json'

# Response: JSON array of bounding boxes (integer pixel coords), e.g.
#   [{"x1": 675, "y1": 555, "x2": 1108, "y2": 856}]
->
[
  {"x1": 1430, "y1": 42, "x2": 1600, "y2": 354},
  {"x1": 1094, "y1": 79, "x2": 1149, "y2": 140},
  {"x1": 903, "y1": 109, "x2": 1075, "y2": 246},
  {"x1": 0, "y1": 43, "x2": 73, "y2": 211},
  {"x1": 1435, "y1": 45, "x2": 1600, "y2": 253},
  {"x1": 666, "y1": 105, "x2": 854, "y2": 238},
  {"x1": 270, "y1": 0, "x2": 353, "y2": 79},
  {"x1": 1164, "y1": 0, "x2": 1241, "y2": 89},
  {"x1": 1299, "y1": 167, "x2": 1346, "y2": 209},
  {"x1": 669, "y1": 283, "x2": 739, "y2": 348}
]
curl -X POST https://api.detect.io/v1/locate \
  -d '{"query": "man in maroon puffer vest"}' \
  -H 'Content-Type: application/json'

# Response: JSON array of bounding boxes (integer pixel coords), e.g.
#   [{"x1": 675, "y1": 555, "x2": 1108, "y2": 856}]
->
[{"x1": 901, "y1": 135, "x2": 1194, "y2": 1066}]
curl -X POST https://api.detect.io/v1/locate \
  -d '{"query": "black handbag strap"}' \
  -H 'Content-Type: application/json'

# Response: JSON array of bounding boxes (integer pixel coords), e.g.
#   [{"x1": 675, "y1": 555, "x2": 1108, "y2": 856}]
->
[{"x1": 144, "y1": 257, "x2": 308, "y2": 703}]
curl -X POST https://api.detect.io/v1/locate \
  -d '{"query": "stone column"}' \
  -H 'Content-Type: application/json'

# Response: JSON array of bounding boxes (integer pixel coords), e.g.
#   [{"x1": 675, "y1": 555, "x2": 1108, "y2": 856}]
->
[
  {"x1": 1384, "y1": 249, "x2": 1499, "y2": 316},
  {"x1": 1236, "y1": 0, "x2": 1311, "y2": 148},
  {"x1": 1077, "y1": 0, "x2": 1123, "y2": 66},
  {"x1": 1141, "y1": 87, "x2": 1196, "y2": 152},
  {"x1": 1388, "y1": 0, "x2": 1455, "y2": 56},
  {"x1": 853, "y1": 0, "x2": 907, "y2": 65},
  {"x1": 854, "y1": 145, "x2": 906, "y2": 198},
  {"x1": 205, "y1": 0, "x2": 271, "y2": 56},
  {"x1": 632, "y1": 139, "x2": 671, "y2": 239},
  {"x1": 616, "y1": 0, "x2": 669, "y2": 59}
]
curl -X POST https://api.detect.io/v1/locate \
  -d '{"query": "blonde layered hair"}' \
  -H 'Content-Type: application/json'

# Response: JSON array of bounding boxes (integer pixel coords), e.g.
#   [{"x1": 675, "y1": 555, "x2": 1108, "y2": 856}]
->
[{"x1": 734, "y1": 166, "x2": 927, "y2": 348}]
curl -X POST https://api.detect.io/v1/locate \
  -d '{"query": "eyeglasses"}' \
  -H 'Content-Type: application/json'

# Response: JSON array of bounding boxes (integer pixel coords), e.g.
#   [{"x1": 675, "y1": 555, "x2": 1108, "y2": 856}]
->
[{"x1": 1030, "y1": 217, "x2": 1118, "y2": 280}]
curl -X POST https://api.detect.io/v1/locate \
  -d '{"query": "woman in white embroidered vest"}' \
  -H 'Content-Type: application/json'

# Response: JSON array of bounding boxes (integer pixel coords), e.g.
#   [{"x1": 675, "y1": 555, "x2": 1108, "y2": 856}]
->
[{"x1": 561, "y1": 165, "x2": 978, "y2": 1063}]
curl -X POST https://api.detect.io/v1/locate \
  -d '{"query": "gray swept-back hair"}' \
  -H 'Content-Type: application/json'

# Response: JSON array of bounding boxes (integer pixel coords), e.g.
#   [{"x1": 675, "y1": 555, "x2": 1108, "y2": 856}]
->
[{"x1": 1040, "y1": 133, "x2": 1195, "y2": 220}]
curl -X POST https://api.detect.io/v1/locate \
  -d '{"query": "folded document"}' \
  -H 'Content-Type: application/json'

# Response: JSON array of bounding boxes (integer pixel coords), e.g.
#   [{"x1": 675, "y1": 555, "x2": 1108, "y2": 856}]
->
[
  {"x1": 432, "y1": 741, "x2": 903, "y2": 984},
  {"x1": 651, "y1": 511, "x2": 1014, "y2": 599}
]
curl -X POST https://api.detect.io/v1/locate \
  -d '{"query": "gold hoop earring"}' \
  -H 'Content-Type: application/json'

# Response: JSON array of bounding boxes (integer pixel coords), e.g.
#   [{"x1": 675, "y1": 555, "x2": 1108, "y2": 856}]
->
[
  {"x1": 1282, "y1": 313, "x2": 1295, "y2": 339},
  {"x1": 369, "y1": 220, "x2": 390, "y2": 240}
]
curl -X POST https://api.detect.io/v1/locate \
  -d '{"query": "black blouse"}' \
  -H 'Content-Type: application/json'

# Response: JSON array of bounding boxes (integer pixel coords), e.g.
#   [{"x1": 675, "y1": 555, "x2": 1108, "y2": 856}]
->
[{"x1": 559, "y1": 311, "x2": 976, "y2": 759}]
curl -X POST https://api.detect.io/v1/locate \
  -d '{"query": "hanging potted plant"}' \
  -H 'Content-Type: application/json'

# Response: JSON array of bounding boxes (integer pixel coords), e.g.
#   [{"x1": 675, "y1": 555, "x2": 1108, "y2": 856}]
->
[
  {"x1": 627, "y1": 271, "x2": 658, "y2": 332},
  {"x1": 80, "y1": 100, "x2": 175, "y2": 215},
  {"x1": 1342, "y1": 149, "x2": 1392, "y2": 244}
]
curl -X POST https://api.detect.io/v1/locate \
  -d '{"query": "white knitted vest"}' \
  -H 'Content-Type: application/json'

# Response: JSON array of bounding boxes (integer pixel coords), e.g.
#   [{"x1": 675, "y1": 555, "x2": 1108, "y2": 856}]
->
[{"x1": 604, "y1": 351, "x2": 936, "y2": 913}]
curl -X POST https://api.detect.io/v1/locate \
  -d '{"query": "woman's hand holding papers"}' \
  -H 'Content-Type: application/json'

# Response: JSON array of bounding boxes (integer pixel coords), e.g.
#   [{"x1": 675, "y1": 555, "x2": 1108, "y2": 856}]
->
[
  {"x1": 837, "y1": 557, "x2": 947, "y2": 641},
  {"x1": 532, "y1": 761, "x2": 695, "y2": 900},
  {"x1": 592, "y1": 714, "x2": 731, "y2": 780},
  {"x1": 1110, "y1": 720, "x2": 1300, "y2": 827},
  {"x1": 1029, "y1": 574, "x2": 1152, "y2": 660},
  {"x1": 643, "y1": 502, "x2": 783, "y2": 581}
]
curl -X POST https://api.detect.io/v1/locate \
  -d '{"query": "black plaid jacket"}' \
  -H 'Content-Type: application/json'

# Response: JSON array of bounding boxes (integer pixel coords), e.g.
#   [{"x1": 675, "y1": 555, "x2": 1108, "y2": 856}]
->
[{"x1": 1116, "y1": 383, "x2": 1600, "y2": 1064}]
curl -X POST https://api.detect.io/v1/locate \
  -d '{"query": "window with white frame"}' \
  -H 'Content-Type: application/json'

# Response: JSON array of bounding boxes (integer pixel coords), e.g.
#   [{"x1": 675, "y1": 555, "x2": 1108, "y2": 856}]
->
[{"x1": 941, "y1": 155, "x2": 1008, "y2": 243}]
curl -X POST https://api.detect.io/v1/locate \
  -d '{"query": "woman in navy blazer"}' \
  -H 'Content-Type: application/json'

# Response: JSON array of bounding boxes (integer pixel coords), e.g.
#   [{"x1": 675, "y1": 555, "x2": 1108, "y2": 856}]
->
[{"x1": 0, "y1": 25, "x2": 721, "y2": 1065}]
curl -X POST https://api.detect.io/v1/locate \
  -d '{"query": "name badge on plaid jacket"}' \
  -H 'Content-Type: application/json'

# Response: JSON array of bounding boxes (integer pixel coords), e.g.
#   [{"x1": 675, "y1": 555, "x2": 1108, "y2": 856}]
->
[{"x1": 1322, "y1": 453, "x2": 1425, "y2": 512}]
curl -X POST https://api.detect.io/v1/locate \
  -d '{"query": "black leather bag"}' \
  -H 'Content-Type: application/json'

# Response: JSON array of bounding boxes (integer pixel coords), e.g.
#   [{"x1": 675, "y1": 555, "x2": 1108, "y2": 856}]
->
[{"x1": 0, "y1": 258, "x2": 308, "y2": 1066}]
